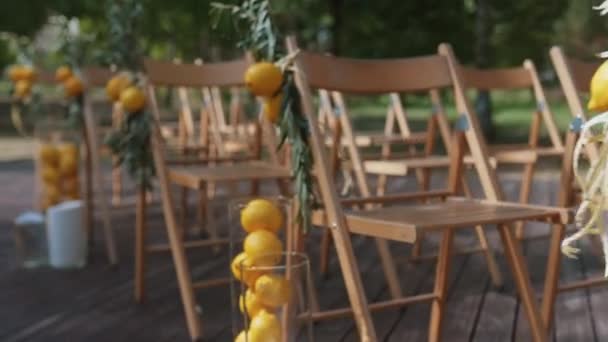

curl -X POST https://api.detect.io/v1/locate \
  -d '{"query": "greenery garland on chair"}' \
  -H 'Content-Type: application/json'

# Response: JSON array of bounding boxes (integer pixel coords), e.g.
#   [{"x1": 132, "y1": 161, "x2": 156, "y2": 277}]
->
[
  {"x1": 211, "y1": 0, "x2": 316, "y2": 232},
  {"x1": 4, "y1": 62, "x2": 42, "y2": 137},
  {"x1": 103, "y1": 0, "x2": 154, "y2": 189}
]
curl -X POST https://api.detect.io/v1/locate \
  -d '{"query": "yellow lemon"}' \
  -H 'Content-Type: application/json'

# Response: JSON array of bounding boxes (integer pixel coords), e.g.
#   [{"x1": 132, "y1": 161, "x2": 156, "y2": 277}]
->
[
  {"x1": 63, "y1": 177, "x2": 80, "y2": 194},
  {"x1": 243, "y1": 231, "x2": 283, "y2": 267},
  {"x1": 589, "y1": 60, "x2": 608, "y2": 112},
  {"x1": 39, "y1": 144, "x2": 59, "y2": 166},
  {"x1": 231, "y1": 252, "x2": 264, "y2": 287},
  {"x1": 45, "y1": 184, "x2": 61, "y2": 205},
  {"x1": 254, "y1": 274, "x2": 291, "y2": 308},
  {"x1": 106, "y1": 75, "x2": 131, "y2": 101},
  {"x1": 55, "y1": 66, "x2": 72, "y2": 82},
  {"x1": 64, "y1": 76, "x2": 84, "y2": 97},
  {"x1": 14, "y1": 80, "x2": 31, "y2": 99},
  {"x1": 239, "y1": 289, "x2": 267, "y2": 317},
  {"x1": 248, "y1": 309, "x2": 281, "y2": 342},
  {"x1": 234, "y1": 330, "x2": 247, "y2": 342},
  {"x1": 59, "y1": 155, "x2": 78, "y2": 177},
  {"x1": 58, "y1": 143, "x2": 79, "y2": 159},
  {"x1": 21, "y1": 66, "x2": 36, "y2": 82},
  {"x1": 263, "y1": 95, "x2": 282, "y2": 124},
  {"x1": 240, "y1": 198, "x2": 283, "y2": 233},
  {"x1": 8, "y1": 65, "x2": 24, "y2": 82},
  {"x1": 120, "y1": 86, "x2": 146, "y2": 113},
  {"x1": 244, "y1": 62, "x2": 283, "y2": 97},
  {"x1": 41, "y1": 167, "x2": 59, "y2": 185}
]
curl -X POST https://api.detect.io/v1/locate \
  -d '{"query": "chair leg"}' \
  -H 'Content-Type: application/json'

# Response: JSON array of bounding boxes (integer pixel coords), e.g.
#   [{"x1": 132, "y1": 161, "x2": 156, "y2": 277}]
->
[
  {"x1": 411, "y1": 169, "x2": 431, "y2": 260},
  {"x1": 462, "y1": 178, "x2": 504, "y2": 287},
  {"x1": 541, "y1": 223, "x2": 566, "y2": 330},
  {"x1": 197, "y1": 187, "x2": 207, "y2": 234},
  {"x1": 180, "y1": 187, "x2": 189, "y2": 237},
  {"x1": 166, "y1": 211, "x2": 203, "y2": 340},
  {"x1": 498, "y1": 224, "x2": 547, "y2": 342},
  {"x1": 429, "y1": 228, "x2": 454, "y2": 342},
  {"x1": 375, "y1": 238, "x2": 403, "y2": 299},
  {"x1": 112, "y1": 160, "x2": 122, "y2": 205},
  {"x1": 473, "y1": 225, "x2": 503, "y2": 288},
  {"x1": 319, "y1": 229, "x2": 332, "y2": 277},
  {"x1": 134, "y1": 187, "x2": 147, "y2": 303},
  {"x1": 515, "y1": 163, "x2": 535, "y2": 240}
]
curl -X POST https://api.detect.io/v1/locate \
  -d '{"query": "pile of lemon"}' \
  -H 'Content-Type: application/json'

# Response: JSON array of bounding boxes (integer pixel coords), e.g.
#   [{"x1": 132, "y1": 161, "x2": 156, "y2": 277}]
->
[
  {"x1": 39, "y1": 142, "x2": 80, "y2": 210},
  {"x1": 244, "y1": 62, "x2": 283, "y2": 124},
  {"x1": 7, "y1": 65, "x2": 36, "y2": 100},
  {"x1": 231, "y1": 198, "x2": 291, "y2": 342},
  {"x1": 105, "y1": 73, "x2": 146, "y2": 113},
  {"x1": 55, "y1": 66, "x2": 84, "y2": 98}
]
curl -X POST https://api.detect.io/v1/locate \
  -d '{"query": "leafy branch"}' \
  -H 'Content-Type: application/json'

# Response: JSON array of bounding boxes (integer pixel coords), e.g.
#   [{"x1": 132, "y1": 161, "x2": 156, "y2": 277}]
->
[
  {"x1": 102, "y1": 0, "x2": 154, "y2": 189},
  {"x1": 211, "y1": 0, "x2": 279, "y2": 61},
  {"x1": 211, "y1": 0, "x2": 316, "y2": 232}
]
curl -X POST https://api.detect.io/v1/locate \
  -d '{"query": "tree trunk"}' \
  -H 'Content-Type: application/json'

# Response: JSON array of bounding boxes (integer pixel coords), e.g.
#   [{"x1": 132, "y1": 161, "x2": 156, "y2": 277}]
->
[
  {"x1": 474, "y1": 0, "x2": 495, "y2": 141},
  {"x1": 329, "y1": 0, "x2": 344, "y2": 54}
]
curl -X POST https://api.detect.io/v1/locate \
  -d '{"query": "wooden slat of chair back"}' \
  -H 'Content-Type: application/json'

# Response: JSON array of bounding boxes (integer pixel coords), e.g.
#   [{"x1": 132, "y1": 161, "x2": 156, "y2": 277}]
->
[
  {"x1": 144, "y1": 58, "x2": 248, "y2": 88},
  {"x1": 36, "y1": 69, "x2": 56, "y2": 85},
  {"x1": 83, "y1": 66, "x2": 114, "y2": 87},
  {"x1": 460, "y1": 65, "x2": 533, "y2": 90},
  {"x1": 297, "y1": 50, "x2": 453, "y2": 94}
]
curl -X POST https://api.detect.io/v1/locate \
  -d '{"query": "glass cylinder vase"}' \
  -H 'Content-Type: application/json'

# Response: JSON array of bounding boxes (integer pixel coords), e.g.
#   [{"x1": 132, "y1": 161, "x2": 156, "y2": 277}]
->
[
  {"x1": 33, "y1": 120, "x2": 82, "y2": 212},
  {"x1": 229, "y1": 197, "x2": 313, "y2": 342}
]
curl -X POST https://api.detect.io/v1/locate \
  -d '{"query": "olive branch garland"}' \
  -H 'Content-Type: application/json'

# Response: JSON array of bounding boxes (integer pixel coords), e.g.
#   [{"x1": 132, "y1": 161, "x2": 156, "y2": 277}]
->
[
  {"x1": 5, "y1": 65, "x2": 43, "y2": 137},
  {"x1": 212, "y1": 0, "x2": 316, "y2": 232},
  {"x1": 102, "y1": 0, "x2": 155, "y2": 190}
]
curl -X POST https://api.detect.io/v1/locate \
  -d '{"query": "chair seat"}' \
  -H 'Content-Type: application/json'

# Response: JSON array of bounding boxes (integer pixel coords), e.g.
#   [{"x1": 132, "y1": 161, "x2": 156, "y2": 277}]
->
[
  {"x1": 168, "y1": 161, "x2": 291, "y2": 189},
  {"x1": 357, "y1": 147, "x2": 539, "y2": 176},
  {"x1": 313, "y1": 197, "x2": 566, "y2": 243},
  {"x1": 489, "y1": 144, "x2": 564, "y2": 157},
  {"x1": 326, "y1": 131, "x2": 428, "y2": 147},
  {"x1": 362, "y1": 155, "x2": 451, "y2": 176}
]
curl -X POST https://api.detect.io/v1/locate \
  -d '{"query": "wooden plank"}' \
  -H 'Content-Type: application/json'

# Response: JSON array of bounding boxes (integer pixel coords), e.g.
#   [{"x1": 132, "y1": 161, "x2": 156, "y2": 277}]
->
[
  {"x1": 384, "y1": 238, "x2": 469, "y2": 341},
  {"x1": 582, "y1": 238, "x2": 608, "y2": 340},
  {"x1": 552, "y1": 240, "x2": 595, "y2": 342}
]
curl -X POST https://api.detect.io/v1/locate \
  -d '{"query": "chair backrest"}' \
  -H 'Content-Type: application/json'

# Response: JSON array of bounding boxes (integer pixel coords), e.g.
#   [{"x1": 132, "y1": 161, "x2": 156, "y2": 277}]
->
[
  {"x1": 460, "y1": 61, "x2": 563, "y2": 151},
  {"x1": 144, "y1": 57, "x2": 277, "y2": 161},
  {"x1": 550, "y1": 46, "x2": 599, "y2": 117},
  {"x1": 292, "y1": 42, "x2": 503, "y2": 200},
  {"x1": 82, "y1": 67, "x2": 114, "y2": 88},
  {"x1": 550, "y1": 46, "x2": 600, "y2": 159},
  {"x1": 289, "y1": 36, "x2": 504, "y2": 203}
]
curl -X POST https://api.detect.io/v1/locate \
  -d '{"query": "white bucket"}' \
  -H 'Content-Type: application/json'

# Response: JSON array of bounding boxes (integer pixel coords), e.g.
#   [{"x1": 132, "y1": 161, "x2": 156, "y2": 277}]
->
[{"x1": 46, "y1": 200, "x2": 87, "y2": 268}]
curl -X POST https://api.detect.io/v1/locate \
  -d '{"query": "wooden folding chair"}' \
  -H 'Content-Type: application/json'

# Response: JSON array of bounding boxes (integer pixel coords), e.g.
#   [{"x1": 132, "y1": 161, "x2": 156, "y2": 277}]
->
[
  {"x1": 459, "y1": 61, "x2": 565, "y2": 240},
  {"x1": 315, "y1": 48, "x2": 506, "y2": 288},
  {"x1": 288, "y1": 36, "x2": 568, "y2": 342},
  {"x1": 142, "y1": 58, "x2": 291, "y2": 340}
]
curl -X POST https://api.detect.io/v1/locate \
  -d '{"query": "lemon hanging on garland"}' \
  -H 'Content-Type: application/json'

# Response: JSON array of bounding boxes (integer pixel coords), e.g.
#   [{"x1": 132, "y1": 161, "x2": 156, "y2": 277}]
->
[{"x1": 589, "y1": 60, "x2": 608, "y2": 112}]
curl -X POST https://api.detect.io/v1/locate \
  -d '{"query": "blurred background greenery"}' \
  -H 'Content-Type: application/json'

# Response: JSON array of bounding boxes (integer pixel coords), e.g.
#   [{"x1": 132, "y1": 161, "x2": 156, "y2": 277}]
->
[{"x1": 0, "y1": 0, "x2": 604, "y2": 145}]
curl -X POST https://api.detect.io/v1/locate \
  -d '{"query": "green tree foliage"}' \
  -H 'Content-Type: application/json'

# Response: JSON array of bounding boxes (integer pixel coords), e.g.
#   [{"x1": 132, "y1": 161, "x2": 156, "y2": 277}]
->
[
  {"x1": 555, "y1": 0, "x2": 608, "y2": 60},
  {"x1": 0, "y1": 0, "x2": 604, "y2": 68}
]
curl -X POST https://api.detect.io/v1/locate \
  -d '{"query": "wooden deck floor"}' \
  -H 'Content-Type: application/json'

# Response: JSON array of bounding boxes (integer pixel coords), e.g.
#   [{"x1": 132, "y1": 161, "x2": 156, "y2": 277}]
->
[{"x1": 1, "y1": 160, "x2": 608, "y2": 341}]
